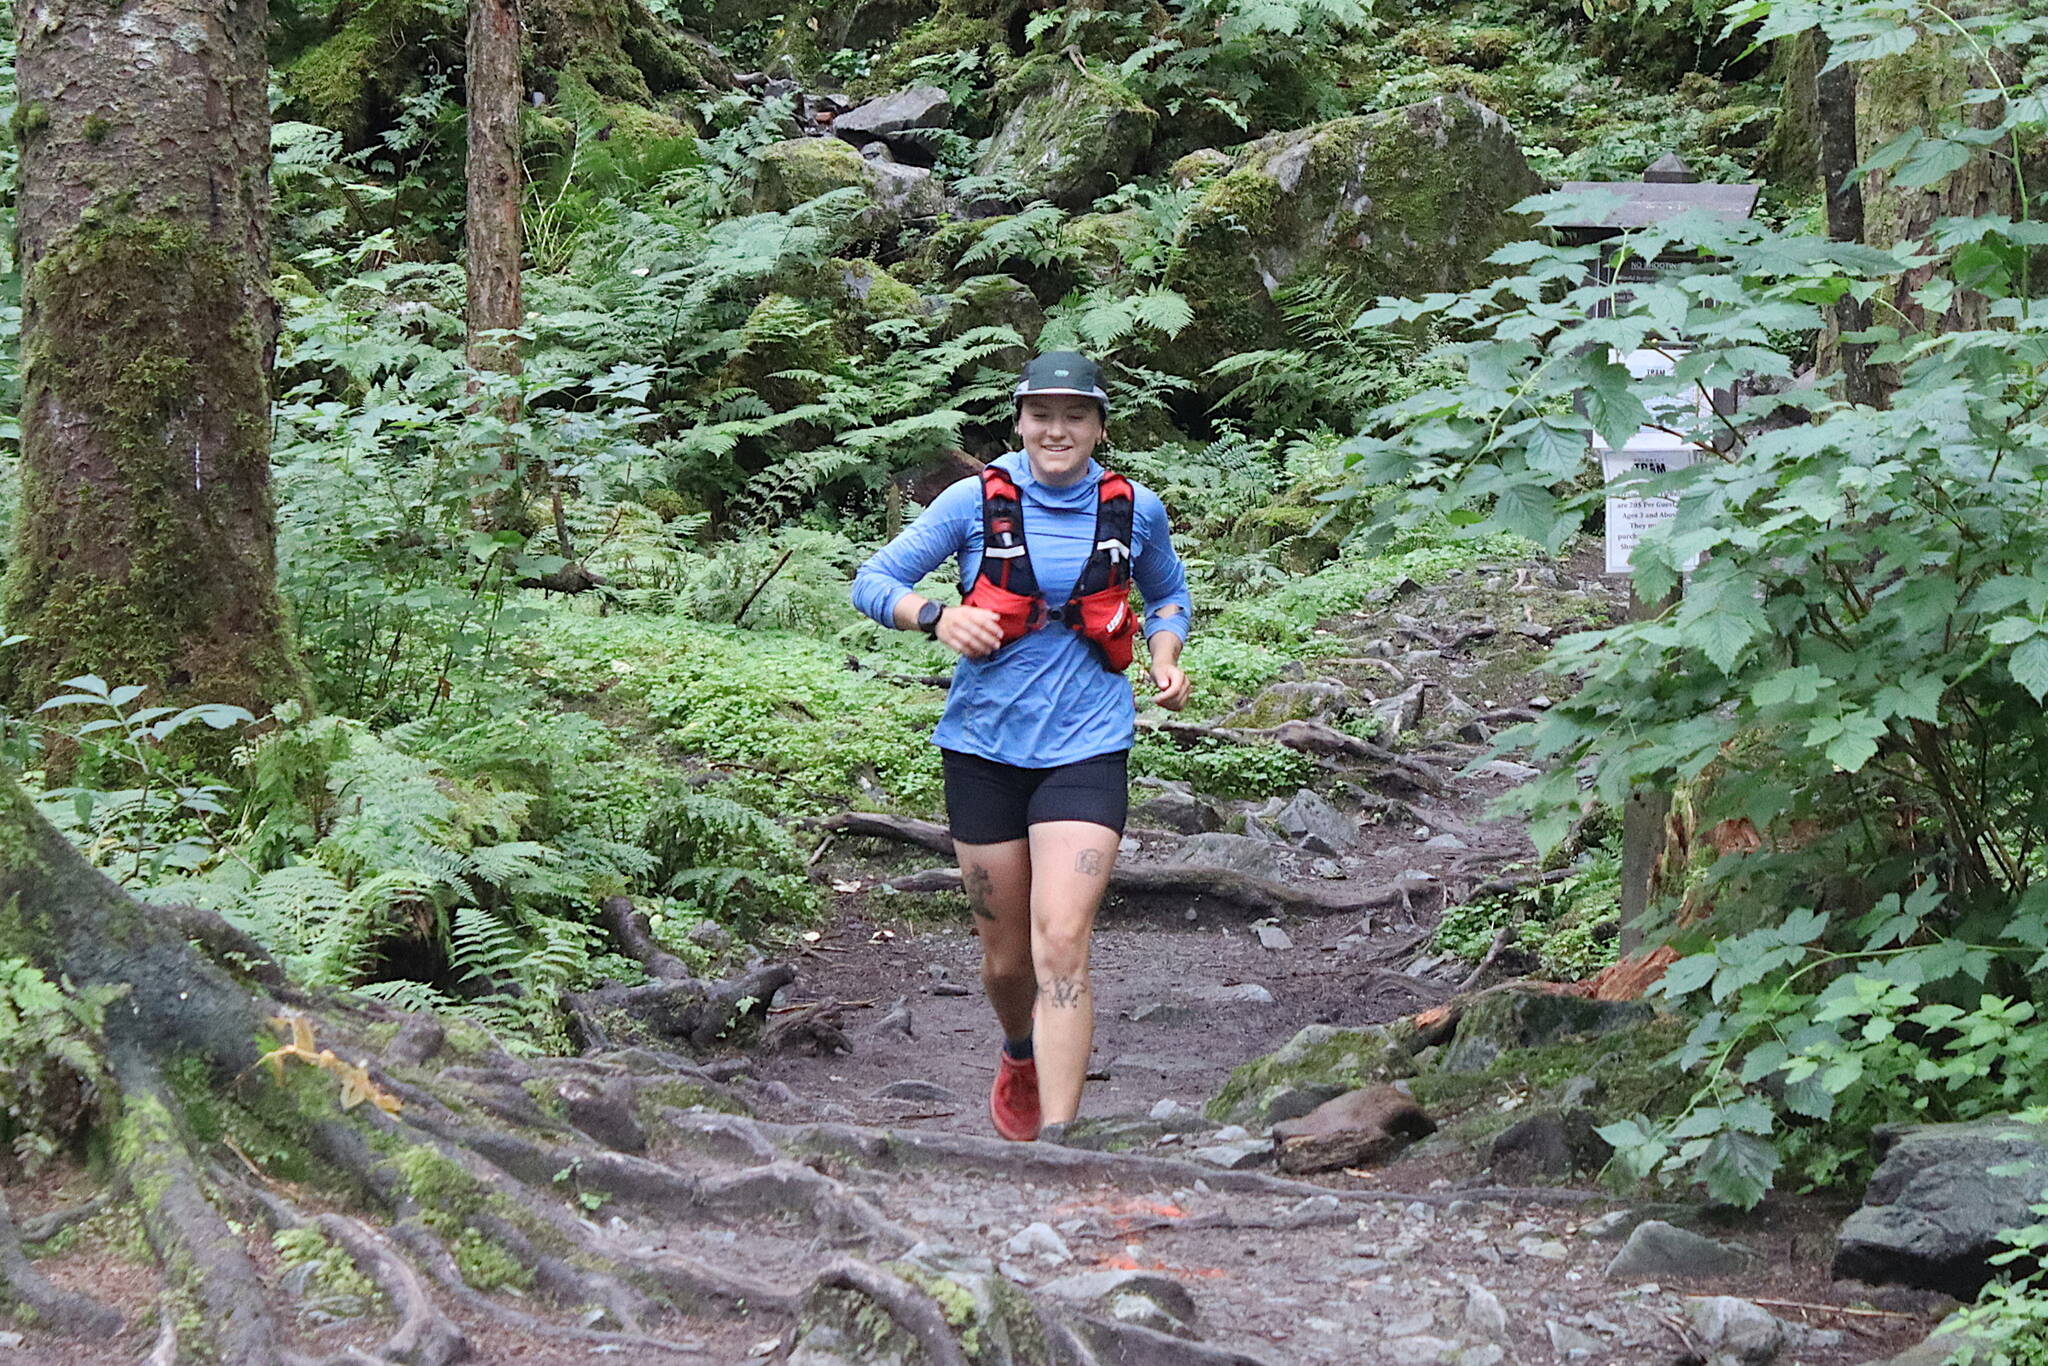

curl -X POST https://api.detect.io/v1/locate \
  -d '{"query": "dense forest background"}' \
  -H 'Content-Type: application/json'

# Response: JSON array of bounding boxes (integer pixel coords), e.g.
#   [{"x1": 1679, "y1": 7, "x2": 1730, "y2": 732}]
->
[{"x1": 0, "y1": 0, "x2": 2045, "y2": 1356}]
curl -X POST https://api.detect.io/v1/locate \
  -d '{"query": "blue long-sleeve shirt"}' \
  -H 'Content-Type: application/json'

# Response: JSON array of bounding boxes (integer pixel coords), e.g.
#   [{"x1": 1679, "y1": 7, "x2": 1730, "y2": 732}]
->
[{"x1": 852, "y1": 451, "x2": 1192, "y2": 768}]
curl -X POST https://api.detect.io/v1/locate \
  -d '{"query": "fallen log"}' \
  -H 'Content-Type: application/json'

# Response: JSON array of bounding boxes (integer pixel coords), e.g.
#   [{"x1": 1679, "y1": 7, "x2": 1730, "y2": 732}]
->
[
  {"x1": 812, "y1": 810, "x2": 953, "y2": 855},
  {"x1": 884, "y1": 863, "x2": 1444, "y2": 917}
]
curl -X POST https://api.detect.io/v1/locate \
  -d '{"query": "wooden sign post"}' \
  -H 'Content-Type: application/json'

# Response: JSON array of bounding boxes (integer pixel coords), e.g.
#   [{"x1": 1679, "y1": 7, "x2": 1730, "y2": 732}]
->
[{"x1": 1555, "y1": 157, "x2": 1759, "y2": 953}]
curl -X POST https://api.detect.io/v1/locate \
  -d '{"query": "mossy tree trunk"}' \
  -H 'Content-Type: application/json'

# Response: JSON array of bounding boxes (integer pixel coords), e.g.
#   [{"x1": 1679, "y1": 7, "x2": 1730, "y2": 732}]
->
[{"x1": 1, "y1": 0, "x2": 301, "y2": 723}]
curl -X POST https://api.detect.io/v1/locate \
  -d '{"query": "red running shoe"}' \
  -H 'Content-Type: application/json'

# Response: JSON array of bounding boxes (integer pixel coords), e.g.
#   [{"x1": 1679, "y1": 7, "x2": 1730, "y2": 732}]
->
[{"x1": 989, "y1": 1051, "x2": 1041, "y2": 1142}]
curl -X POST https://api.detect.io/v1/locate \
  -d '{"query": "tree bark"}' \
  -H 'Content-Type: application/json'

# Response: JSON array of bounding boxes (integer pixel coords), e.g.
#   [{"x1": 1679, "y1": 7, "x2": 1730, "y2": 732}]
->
[
  {"x1": 466, "y1": 0, "x2": 525, "y2": 392},
  {"x1": 2, "y1": 0, "x2": 300, "y2": 721},
  {"x1": 1814, "y1": 45, "x2": 1879, "y2": 407}
]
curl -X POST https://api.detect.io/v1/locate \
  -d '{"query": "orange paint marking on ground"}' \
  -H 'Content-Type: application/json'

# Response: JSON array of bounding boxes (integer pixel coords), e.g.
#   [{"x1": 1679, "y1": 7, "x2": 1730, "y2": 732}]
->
[{"x1": 1095, "y1": 1253, "x2": 1226, "y2": 1280}]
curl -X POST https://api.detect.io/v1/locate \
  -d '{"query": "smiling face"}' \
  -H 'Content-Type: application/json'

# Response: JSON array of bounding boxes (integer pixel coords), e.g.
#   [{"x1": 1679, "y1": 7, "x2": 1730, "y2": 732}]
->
[{"x1": 1015, "y1": 395, "x2": 1106, "y2": 486}]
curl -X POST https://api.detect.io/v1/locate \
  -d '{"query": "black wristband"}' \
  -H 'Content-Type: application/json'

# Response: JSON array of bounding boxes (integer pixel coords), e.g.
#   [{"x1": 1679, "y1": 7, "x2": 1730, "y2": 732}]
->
[{"x1": 916, "y1": 600, "x2": 945, "y2": 636}]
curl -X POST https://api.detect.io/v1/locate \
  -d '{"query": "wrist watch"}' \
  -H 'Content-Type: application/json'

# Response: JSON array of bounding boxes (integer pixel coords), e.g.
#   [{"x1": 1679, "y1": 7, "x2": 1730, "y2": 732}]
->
[{"x1": 915, "y1": 601, "x2": 945, "y2": 637}]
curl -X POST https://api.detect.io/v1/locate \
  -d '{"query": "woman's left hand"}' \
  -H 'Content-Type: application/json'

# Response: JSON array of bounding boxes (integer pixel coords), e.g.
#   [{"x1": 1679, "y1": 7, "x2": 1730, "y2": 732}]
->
[{"x1": 1149, "y1": 662, "x2": 1190, "y2": 711}]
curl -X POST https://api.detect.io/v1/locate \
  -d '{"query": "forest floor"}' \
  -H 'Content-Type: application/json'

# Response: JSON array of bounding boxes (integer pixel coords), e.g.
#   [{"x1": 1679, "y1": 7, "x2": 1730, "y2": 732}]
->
[{"x1": 1, "y1": 556, "x2": 1953, "y2": 1365}]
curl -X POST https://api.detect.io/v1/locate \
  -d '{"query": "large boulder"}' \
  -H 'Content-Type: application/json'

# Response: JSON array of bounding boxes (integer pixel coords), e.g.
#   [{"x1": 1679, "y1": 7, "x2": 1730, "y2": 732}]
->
[
  {"x1": 1165, "y1": 94, "x2": 1543, "y2": 385},
  {"x1": 1834, "y1": 1118, "x2": 2048, "y2": 1297},
  {"x1": 750, "y1": 136, "x2": 943, "y2": 238},
  {"x1": 1273, "y1": 1085, "x2": 1435, "y2": 1173},
  {"x1": 979, "y1": 56, "x2": 1156, "y2": 209},
  {"x1": 1166, "y1": 832, "x2": 1286, "y2": 879},
  {"x1": 833, "y1": 84, "x2": 952, "y2": 141}
]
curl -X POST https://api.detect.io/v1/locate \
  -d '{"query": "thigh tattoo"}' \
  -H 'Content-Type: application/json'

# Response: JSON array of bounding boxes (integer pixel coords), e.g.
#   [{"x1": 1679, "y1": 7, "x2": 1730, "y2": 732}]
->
[{"x1": 1074, "y1": 848, "x2": 1106, "y2": 877}]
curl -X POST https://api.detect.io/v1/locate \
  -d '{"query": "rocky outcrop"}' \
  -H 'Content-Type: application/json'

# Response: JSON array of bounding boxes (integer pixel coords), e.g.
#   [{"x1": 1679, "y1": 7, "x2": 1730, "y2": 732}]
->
[
  {"x1": 1834, "y1": 1117, "x2": 2048, "y2": 1297},
  {"x1": 979, "y1": 56, "x2": 1156, "y2": 209},
  {"x1": 1435, "y1": 987, "x2": 1651, "y2": 1074},
  {"x1": 1165, "y1": 94, "x2": 1544, "y2": 386},
  {"x1": 750, "y1": 136, "x2": 943, "y2": 238}
]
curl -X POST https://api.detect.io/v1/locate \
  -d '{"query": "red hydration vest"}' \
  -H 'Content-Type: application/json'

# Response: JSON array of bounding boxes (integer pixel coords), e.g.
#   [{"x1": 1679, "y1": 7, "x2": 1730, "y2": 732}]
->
[{"x1": 961, "y1": 466, "x2": 1138, "y2": 673}]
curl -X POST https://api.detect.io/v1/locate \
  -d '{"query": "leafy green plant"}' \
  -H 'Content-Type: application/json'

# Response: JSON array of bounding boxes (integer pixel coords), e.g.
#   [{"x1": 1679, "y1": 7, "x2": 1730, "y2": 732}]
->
[{"x1": 0, "y1": 959, "x2": 122, "y2": 1173}]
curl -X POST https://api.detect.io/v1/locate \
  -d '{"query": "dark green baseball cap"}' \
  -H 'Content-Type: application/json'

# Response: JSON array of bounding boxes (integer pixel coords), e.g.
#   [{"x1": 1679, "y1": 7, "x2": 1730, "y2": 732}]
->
[{"x1": 1014, "y1": 351, "x2": 1109, "y2": 416}]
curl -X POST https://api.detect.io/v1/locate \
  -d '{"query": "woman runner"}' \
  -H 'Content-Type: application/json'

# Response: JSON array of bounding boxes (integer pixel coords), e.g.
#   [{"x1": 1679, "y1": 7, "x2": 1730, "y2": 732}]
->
[{"x1": 851, "y1": 352, "x2": 1193, "y2": 1141}]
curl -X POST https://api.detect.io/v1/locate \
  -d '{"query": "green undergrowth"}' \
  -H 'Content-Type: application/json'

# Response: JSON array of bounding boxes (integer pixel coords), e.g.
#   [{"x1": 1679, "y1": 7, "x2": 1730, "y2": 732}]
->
[{"x1": 1434, "y1": 845, "x2": 1624, "y2": 982}]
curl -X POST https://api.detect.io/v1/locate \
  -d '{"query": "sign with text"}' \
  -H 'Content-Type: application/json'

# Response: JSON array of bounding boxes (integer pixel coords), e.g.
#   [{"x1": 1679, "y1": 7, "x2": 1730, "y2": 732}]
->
[{"x1": 1591, "y1": 347, "x2": 1709, "y2": 576}]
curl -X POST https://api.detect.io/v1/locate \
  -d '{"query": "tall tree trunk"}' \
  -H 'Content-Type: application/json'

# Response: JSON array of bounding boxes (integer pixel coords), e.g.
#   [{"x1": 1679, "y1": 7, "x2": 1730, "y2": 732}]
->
[
  {"x1": 1814, "y1": 48, "x2": 1880, "y2": 407},
  {"x1": 465, "y1": 0, "x2": 524, "y2": 376},
  {"x1": 1, "y1": 0, "x2": 299, "y2": 721}
]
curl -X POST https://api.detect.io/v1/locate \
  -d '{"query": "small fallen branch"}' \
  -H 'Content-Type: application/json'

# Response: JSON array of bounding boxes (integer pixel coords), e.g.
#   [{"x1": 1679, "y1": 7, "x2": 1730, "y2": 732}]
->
[{"x1": 1455, "y1": 925, "x2": 1517, "y2": 992}]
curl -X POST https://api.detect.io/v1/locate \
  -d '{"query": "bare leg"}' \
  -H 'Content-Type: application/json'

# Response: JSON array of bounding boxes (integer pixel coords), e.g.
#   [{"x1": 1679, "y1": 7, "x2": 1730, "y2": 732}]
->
[
  {"x1": 1025, "y1": 820, "x2": 1120, "y2": 1124},
  {"x1": 956, "y1": 839, "x2": 1034, "y2": 1043}
]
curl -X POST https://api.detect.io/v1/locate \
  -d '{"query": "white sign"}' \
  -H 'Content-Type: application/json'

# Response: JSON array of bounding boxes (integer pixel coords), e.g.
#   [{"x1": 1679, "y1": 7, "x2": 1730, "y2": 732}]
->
[
  {"x1": 1593, "y1": 347, "x2": 1709, "y2": 576},
  {"x1": 1601, "y1": 446, "x2": 1694, "y2": 574}
]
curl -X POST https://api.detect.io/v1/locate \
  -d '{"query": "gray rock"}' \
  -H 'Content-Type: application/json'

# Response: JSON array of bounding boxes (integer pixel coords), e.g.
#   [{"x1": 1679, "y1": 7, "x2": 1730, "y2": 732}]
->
[
  {"x1": 833, "y1": 85, "x2": 951, "y2": 139},
  {"x1": 870, "y1": 1079, "x2": 960, "y2": 1104},
  {"x1": 1004, "y1": 1221, "x2": 1072, "y2": 1262},
  {"x1": 1254, "y1": 922, "x2": 1294, "y2": 951},
  {"x1": 1472, "y1": 759, "x2": 1541, "y2": 781},
  {"x1": 1168, "y1": 832, "x2": 1287, "y2": 878},
  {"x1": 1488, "y1": 1109, "x2": 1613, "y2": 1180},
  {"x1": 1128, "y1": 1000, "x2": 1195, "y2": 1024},
  {"x1": 1686, "y1": 1297, "x2": 1784, "y2": 1364},
  {"x1": 1191, "y1": 1138, "x2": 1273, "y2": 1169},
  {"x1": 1046, "y1": 1111, "x2": 1217, "y2": 1152},
  {"x1": 1373, "y1": 682, "x2": 1430, "y2": 736},
  {"x1": 1038, "y1": 1268, "x2": 1198, "y2": 1328},
  {"x1": 1463, "y1": 1284, "x2": 1509, "y2": 1342},
  {"x1": 1577, "y1": 1209, "x2": 1640, "y2": 1241},
  {"x1": 687, "y1": 920, "x2": 734, "y2": 952},
  {"x1": 1605, "y1": 1220, "x2": 1756, "y2": 1281},
  {"x1": 1834, "y1": 1117, "x2": 2048, "y2": 1296},
  {"x1": 1382, "y1": 1335, "x2": 1459, "y2": 1365},
  {"x1": 1423, "y1": 832, "x2": 1469, "y2": 851},
  {"x1": 1131, "y1": 782, "x2": 1224, "y2": 834},
  {"x1": 1201, "y1": 983, "x2": 1275, "y2": 1006},
  {"x1": 1273, "y1": 788, "x2": 1360, "y2": 854},
  {"x1": 1311, "y1": 857, "x2": 1345, "y2": 879},
  {"x1": 1546, "y1": 1320, "x2": 1602, "y2": 1357}
]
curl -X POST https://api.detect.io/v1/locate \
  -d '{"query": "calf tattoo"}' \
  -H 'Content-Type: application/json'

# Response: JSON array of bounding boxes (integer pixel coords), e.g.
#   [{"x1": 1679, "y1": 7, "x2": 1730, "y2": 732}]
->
[
  {"x1": 1074, "y1": 848, "x2": 1106, "y2": 877},
  {"x1": 964, "y1": 864, "x2": 997, "y2": 921},
  {"x1": 1042, "y1": 975, "x2": 1086, "y2": 1009}
]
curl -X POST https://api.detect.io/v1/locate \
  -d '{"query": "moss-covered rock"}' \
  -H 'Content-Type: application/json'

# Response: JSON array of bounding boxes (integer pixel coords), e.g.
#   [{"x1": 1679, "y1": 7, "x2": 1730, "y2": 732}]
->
[
  {"x1": 1207, "y1": 1023, "x2": 1419, "y2": 1128},
  {"x1": 1163, "y1": 94, "x2": 1544, "y2": 387},
  {"x1": 750, "y1": 137, "x2": 945, "y2": 241},
  {"x1": 1169, "y1": 148, "x2": 1232, "y2": 187},
  {"x1": 280, "y1": 0, "x2": 455, "y2": 144},
  {"x1": 1062, "y1": 210, "x2": 1148, "y2": 286},
  {"x1": 1435, "y1": 988, "x2": 1652, "y2": 1075},
  {"x1": 979, "y1": 56, "x2": 1156, "y2": 209}
]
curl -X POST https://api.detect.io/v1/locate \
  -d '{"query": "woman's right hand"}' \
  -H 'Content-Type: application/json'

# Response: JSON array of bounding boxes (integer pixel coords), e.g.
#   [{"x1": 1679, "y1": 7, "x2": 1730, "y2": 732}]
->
[{"x1": 935, "y1": 605, "x2": 1005, "y2": 659}]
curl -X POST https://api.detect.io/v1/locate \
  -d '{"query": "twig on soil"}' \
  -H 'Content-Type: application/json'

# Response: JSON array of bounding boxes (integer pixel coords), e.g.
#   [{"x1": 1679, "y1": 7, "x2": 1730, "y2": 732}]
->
[
  {"x1": 1455, "y1": 926, "x2": 1517, "y2": 992},
  {"x1": 734, "y1": 546, "x2": 796, "y2": 625},
  {"x1": 807, "y1": 832, "x2": 836, "y2": 867},
  {"x1": 769, "y1": 999, "x2": 874, "y2": 1014}
]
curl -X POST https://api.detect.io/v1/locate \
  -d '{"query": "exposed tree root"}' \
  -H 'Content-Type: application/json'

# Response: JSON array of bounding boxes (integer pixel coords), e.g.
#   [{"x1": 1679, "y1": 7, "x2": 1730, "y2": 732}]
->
[
  {"x1": 654, "y1": 1111, "x2": 1614, "y2": 1208},
  {"x1": 563, "y1": 960, "x2": 796, "y2": 1053},
  {"x1": 0, "y1": 1187, "x2": 122, "y2": 1336},
  {"x1": 597, "y1": 893, "x2": 699, "y2": 980},
  {"x1": 885, "y1": 862, "x2": 1447, "y2": 917},
  {"x1": 814, "y1": 1259, "x2": 976, "y2": 1366}
]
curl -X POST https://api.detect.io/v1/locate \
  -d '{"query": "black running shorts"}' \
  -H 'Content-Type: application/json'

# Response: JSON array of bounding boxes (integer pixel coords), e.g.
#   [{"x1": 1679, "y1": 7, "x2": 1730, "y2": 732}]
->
[{"x1": 941, "y1": 749, "x2": 1130, "y2": 844}]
